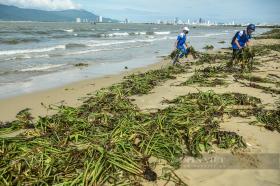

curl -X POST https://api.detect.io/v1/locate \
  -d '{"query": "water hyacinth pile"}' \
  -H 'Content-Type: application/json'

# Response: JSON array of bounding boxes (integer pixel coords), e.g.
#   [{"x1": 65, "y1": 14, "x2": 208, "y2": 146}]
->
[
  {"x1": 180, "y1": 65, "x2": 230, "y2": 87},
  {"x1": 233, "y1": 73, "x2": 275, "y2": 84},
  {"x1": 0, "y1": 108, "x2": 34, "y2": 134},
  {"x1": 256, "y1": 109, "x2": 280, "y2": 132},
  {"x1": 1, "y1": 65, "x2": 191, "y2": 185},
  {"x1": 161, "y1": 91, "x2": 265, "y2": 156},
  {"x1": 256, "y1": 28, "x2": 280, "y2": 39},
  {"x1": 252, "y1": 44, "x2": 280, "y2": 57},
  {"x1": 203, "y1": 45, "x2": 214, "y2": 50},
  {"x1": 236, "y1": 80, "x2": 280, "y2": 95},
  {"x1": 1, "y1": 62, "x2": 263, "y2": 185},
  {"x1": 1, "y1": 35, "x2": 280, "y2": 185},
  {"x1": 117, "y1": 65, "x2": 188, "y2": 96},
  {"x1": 231, "y1": 47, "x2": 255, "y2": 71},
  {"x1": 170, "y1": 46, "x2": 199, "y2": 60},
  {"x1": 180, "y1": 71, "x2": 228, "y2": 87},
  {"x1": 195, "y1": 52, "x2": 231, "y2": 66}
]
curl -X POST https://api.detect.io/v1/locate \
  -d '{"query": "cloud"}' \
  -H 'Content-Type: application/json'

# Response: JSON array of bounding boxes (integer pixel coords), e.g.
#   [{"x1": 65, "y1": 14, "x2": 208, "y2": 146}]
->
[{"x1": 0, "y1": 0, "x2": 81, "y2": 10}]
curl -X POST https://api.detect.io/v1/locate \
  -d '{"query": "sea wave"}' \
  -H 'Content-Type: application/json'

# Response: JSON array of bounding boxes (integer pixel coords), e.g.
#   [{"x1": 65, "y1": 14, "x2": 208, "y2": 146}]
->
[
  {"x1": 20, "y1": 64, "x2": 65, "y2": 72},
  {"x1": 98, "y1": 31, "x2": 171, "y2": 37},
  {"x1": 191, "y1": 32, "x2": 229, "y2": 38},
  {"x1": 21, "y1": 29, "x2": 73, "y2": 35},
  {"x1": 2, "y1": 54, "x2": 50, "y2": 62},
  {"x1": 0, "y1": 38, "x2": 40, "y2": 45},
  {"x1": 100, "y1": 32, "x2": 130, "y2": 37},
  {"x1": 130, "y1": 32, "x2": 147, "y2": 35},
  {"x1": 153, "y1": 31, "x2": 171, "y2": 35},
  {"x1": 0, "y1": 45, "x2": 66, "y2": 56},
  {"x1": 47, "y1": 30, "x2": 172, "y2": 39},
  {"x1": 63, "y1": 29, "x2": 74, "y2": 33},
  {"x1": 67, "y1": 44, "x2": 151, "y2": 56},
  {"x1": 65, "y1": 43, "x2": 88, "y2": 49},
  {"x1": 87, "y1": 36, "x2": 170, "y2": 47}
]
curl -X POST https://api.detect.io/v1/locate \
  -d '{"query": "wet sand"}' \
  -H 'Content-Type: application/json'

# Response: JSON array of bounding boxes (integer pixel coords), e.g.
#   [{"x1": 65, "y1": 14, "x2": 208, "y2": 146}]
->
[{"x1": 0, "y1": 58, "x2": 170, "y2": 121}]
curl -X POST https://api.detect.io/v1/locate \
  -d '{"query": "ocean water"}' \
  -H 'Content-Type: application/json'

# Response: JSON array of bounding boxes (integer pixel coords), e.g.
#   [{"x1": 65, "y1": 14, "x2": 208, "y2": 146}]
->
[{"x1": 0, "y1": 22, "x2": 268, "y2": 98}]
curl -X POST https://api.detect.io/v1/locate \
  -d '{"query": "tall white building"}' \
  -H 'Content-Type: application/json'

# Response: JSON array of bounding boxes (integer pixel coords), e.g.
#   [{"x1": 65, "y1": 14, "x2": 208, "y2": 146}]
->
[
  {"x1": 175, "y1": 17, "x2": 179, "y2": 24},
  {"x1": 178, "y1": 20, "x2": 184, "y2": 25},
  {"x1": 98, "y1": 16, "x2": 103, "y2": 23},
  {"x1": 76, "y1": 18, "x2": 81, "y2": 23}
]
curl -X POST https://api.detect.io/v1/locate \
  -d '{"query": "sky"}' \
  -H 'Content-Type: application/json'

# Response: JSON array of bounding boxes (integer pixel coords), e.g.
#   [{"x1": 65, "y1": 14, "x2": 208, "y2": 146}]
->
[{"x1": 1, "y1": 0, "x2": 280, "y2": 23}]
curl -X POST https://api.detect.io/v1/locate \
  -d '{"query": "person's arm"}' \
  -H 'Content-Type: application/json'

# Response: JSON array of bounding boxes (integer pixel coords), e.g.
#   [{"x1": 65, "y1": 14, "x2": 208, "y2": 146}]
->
[
  {"x1": 246, "y1": 35, "x2": 251, "y2": 47},
  {"x1": 234, "y1": 39, "x2": 242, "y2": 49},
  {"x1": 184, "y1": 41, "x2": 188, "y2": 48}
]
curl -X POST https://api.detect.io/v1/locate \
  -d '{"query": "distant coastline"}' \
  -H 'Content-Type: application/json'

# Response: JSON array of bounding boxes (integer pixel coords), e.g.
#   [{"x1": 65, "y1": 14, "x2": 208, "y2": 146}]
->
[{"x1": 0, "y1": 4, "x2": 118, "y2": 23}]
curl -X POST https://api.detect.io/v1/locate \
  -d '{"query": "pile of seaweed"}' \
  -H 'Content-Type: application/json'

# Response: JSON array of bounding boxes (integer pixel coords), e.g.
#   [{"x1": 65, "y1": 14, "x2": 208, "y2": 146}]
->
[
  {"x1": 170, "y1": 46, "x2": 199, "y2": 60},
  {"x1": 203, "y1": 45, "x2": 214, "y2": 50},
  {"x1": 1, "y1": 40, "x2": 279, "y2": 185},
  {"x1": 0, "y1": 61, "x2": 262, "y2": 185},
  {"x1": 179, "y1": 65, "x2": 230, "y2": 87},
  {"x1": 256, "y1": 28, "x2": 280, "y2": 39},
  {"x1": 2, "y1": 86, "x2": 262, "y2": 185}
]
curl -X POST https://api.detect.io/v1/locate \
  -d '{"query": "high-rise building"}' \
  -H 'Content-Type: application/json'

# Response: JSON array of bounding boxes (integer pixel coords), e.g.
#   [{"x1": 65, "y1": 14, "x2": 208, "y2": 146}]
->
[
  {"x1": 178, "y1": 20, "x2": 184, "y2": 25},
  {"x1": 76, "y1": 18, "x2": 81, "y2": 23},
  {"x1": 175, "y1": 17, "x2": 179, "y2": 24},
  {"x1": 98, "y1": 16, "x2": 103, "y2": 23}
]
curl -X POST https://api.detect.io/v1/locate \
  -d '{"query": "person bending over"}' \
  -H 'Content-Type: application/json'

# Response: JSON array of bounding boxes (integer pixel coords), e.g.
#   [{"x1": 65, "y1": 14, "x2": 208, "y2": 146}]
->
[
  {"x1": 229, "y1": 24, "x2": 256, "y2": 67},
  {"x1": 173, "y1": 27, "x2": 190, "y2": 65}
]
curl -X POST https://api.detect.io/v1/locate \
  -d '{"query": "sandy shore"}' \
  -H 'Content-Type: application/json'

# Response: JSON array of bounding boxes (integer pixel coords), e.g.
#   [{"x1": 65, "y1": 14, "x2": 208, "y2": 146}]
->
[
  {"x1": 0, "y1": 37, "x2": 279, "y2": 185},
  {"x1": 133, "y1": 39, "x2": 280, "y2": 186},
  {"x1": 0, "y1": 58, "x2": 170, "y2": 121}
]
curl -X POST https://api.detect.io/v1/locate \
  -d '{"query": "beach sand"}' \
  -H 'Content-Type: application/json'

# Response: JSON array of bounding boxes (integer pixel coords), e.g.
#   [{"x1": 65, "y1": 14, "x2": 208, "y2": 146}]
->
[
  {"x1": 132, "y1": 39, "x2": 280, "y2": 186},
  {"x1": 0, "y1": 38, "x2": 279, "y2": 185},
  {"x1": 0, "y1": 58, "x2": 170, "y2": 122}
]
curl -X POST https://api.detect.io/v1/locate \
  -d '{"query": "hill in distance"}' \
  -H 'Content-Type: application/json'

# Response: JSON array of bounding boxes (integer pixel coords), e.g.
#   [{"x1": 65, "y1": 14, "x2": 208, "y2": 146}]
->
[{"x1": 0, "y1": 4, "x2": 118, "y2": 23}]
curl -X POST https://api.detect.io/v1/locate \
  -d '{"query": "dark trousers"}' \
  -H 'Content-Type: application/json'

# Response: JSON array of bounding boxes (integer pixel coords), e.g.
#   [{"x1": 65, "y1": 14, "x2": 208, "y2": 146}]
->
[{"x1": 228, "y1": 48, "x2": 241, "y2": 67}]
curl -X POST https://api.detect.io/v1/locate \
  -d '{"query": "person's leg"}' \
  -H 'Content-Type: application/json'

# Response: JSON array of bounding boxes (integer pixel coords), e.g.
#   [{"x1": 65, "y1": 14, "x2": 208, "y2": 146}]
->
[
  {"x1": 228, "y1": 49, "x2": 238, "y2": 67},
  {"x1": 172, "y1": 52, "x2": 180, "y2": 65},
  {"x1": 172, "y1": 48, "x2": 180, "y2": 65},
  {"x1": 247, "y1": 49, "x2": 254, "y2": 71},
  {"x1": 179, "y1": 47, "x2": 187, "y2": 58}
]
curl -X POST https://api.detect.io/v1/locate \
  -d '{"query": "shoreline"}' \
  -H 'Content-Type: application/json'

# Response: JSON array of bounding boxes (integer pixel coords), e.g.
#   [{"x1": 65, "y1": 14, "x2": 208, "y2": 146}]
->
[
  {"x1": 1, "y1": 36, "x2": 279, "y2": 122},
  {"x1": 0, "y1": 57, "x2": 170, "y2": 121},
  {"x1": 0, "y1": 28, "x2": 279, "y2": 185}
]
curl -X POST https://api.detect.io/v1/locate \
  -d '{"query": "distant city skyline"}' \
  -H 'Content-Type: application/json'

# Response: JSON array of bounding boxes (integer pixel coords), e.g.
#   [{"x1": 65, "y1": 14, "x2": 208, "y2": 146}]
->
[{"x1": 1, "y1": 0, "x2": 279, "y2": 24}]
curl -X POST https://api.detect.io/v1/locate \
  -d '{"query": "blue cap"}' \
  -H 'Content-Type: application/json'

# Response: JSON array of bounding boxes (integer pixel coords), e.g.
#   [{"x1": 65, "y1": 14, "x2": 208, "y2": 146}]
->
[{"x1": 247, "y1": 24, "x2": 256, "y2": 31}]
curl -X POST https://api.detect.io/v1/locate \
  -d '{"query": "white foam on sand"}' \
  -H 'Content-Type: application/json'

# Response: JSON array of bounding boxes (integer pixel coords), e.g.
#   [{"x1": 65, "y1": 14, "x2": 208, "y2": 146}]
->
[{"x1": 154, "y1": 31, "x2": 171, "y2": 35}]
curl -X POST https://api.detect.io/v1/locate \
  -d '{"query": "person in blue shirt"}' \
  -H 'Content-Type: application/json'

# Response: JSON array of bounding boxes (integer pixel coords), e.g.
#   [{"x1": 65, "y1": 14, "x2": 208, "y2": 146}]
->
[
  {"x1": 172, "y1": 27, "x2": 190, "y2": 65},
  {"x1": 229, "y1": 24, "x2": 256, "y2": 67}
]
